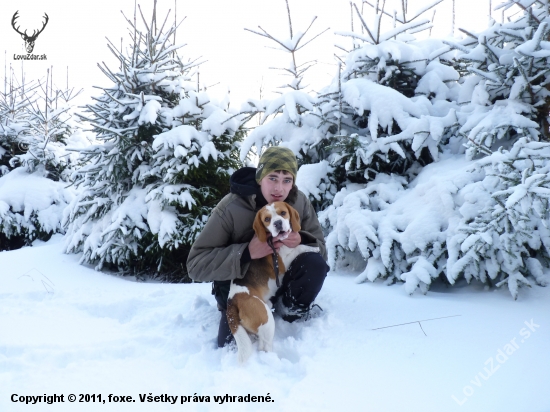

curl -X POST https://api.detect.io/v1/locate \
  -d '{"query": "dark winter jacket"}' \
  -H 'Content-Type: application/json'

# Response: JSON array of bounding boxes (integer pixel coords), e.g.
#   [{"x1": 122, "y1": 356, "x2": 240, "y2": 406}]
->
[{"x1": 186, "y1": 167, "x2": 327, "y2": 282}]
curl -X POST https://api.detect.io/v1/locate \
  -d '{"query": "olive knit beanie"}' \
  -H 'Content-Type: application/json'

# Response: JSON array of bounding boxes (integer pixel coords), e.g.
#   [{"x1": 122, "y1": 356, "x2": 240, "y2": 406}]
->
[{"x1": 255, "y1": 146, "x2": 298, "y2": 184}]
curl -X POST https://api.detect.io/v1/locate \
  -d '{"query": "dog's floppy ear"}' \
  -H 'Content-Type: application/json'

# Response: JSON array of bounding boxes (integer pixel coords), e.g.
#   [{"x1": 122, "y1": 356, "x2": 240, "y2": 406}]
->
[
  {"x1": 289, "y1": 205, "x2": 301, "y2": 232},
  {"x1": 253, "y1": 210, "x2": 268, "y2": 243}
]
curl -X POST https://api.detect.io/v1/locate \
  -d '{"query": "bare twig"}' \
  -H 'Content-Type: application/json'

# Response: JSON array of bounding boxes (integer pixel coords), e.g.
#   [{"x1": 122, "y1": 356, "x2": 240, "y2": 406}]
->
[
  {"x1": 353, "y1": 2, "x2": 377, "y2": 43},
  {"x1": 372, "y1": 315, "x2": 461, "y2": 331}
]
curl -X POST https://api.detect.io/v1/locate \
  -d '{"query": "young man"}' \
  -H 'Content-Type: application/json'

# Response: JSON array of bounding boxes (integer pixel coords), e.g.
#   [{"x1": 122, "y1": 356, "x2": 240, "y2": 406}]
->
[{"x1": 187, "y1": 146, "x2": 328, "y2": 348}]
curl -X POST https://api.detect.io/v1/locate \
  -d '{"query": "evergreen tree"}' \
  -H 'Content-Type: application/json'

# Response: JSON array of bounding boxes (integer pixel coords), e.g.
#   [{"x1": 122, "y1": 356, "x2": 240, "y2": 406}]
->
[
  {"x1": 444, "y1": 0, "x2": 550, "y2": 298},
  {"x1": 315, "y1": 0, "x2": 454, "y2": 187},
  {"x1": 0, "y1": 70, "x2": 32, "y2": 177},
  {"x1": 240, "y1": 0, "x2": 453, "y2": 211},
  {"x1": 12, "y1": 68, "x2": 79, "y2": 181},
  {"x1": 446, "y1": 0, "x2": 550, "y2": 158},
  {"x1": 0, "y1": 68, "x2": 79, "y2": 251},
  {"x1": 322, "y1": 0, "x2": 550, "y2": 298},
  {"x1": 238, "y1": 0, "x2": 333, "y2": 210},
  {"x1": 448, "y1": 138, "x2": 550, "y2": 299},
  {"x1": 64, "y1": 4, "x2": 245, "y2": 280}
]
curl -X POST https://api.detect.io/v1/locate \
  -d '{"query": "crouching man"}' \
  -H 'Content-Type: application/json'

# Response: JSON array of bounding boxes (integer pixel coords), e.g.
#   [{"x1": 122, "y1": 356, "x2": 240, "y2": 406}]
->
[{"x1": 186, "y1": 146, "x2": 328, "y2": 347}]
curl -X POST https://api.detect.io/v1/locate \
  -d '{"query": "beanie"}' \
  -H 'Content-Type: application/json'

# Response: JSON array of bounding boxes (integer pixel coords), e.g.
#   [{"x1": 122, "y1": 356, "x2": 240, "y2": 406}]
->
[{"x1": 255, "y1": 146, "x2": 298, "y2": 184}]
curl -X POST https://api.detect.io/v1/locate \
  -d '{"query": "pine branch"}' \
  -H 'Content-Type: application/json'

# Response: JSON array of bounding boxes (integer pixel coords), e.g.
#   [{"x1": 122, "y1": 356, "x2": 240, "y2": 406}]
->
[
  {"x1": 137, "y1": 4, "x2": 151, "y2": 36},
  {"x1": 285, "y1": 0, "x2": 294, "y2": 39},
  {"x1": 244, "y1": 27, "x2": 295, "y2": 52},
  {"x1": 156, "y1": 9, "x2": 172, "y2": 37},
  {"x1": 352, "y1": 3, "x2": 377, "y2": 44},
  {"x1": 409, "y1": 23, "x2": 433, "y2": 35},
  {"x1": 516, "y1": 1, "x2": 541, "y2": 23},
  {"x1": 458, "y1": 28, "x2": 479, "y2": 40},
  {"x1": 336, "y1": 30, "x2": 376, "y2": 44},
  {"x1": 375, "y1": 0, "x2": 386, "y2": 43},
  {"x1": 97, "y1": 62, "x2": 118, "y2": 84},
  {"x1": 363, "y1": 0, "x2": 405, "y2": 23},
  {"x1": 407, "y1": 0, "x2": 444, "y2": 22},
  {"x1": 379, "y1": 18, "x2": 431, "y2": 42},
  {"x1": 296, "y1": 26, "x2": 330, "y2": 51}
]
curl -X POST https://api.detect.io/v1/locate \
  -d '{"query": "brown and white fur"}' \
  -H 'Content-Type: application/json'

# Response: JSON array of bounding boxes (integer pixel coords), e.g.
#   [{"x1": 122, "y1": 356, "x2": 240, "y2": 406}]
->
[{"x1": 227, "y1": 202, "x2": 319, "y2": 363}]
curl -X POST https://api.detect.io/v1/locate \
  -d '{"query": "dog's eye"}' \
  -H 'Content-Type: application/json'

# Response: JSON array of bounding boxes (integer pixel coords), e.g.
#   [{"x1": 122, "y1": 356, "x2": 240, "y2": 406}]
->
[
  {"x1": 264, "y1": 217, "x2": 271, "y2": 223},
  {"x1": 280, "y1": 211, "x2": 286, "y2": 216}
]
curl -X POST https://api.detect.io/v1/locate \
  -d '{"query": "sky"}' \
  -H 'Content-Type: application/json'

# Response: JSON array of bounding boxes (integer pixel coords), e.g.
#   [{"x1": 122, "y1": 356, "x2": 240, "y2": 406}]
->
[{"x1": 0, "y1": 0, "x2": 511, "y2": 110}]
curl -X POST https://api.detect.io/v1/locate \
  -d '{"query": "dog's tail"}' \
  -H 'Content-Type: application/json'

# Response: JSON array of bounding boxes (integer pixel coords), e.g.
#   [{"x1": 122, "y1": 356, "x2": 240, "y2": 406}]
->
[{"x1": 227, "y1": 298, "x2": 253, "y2": 363}]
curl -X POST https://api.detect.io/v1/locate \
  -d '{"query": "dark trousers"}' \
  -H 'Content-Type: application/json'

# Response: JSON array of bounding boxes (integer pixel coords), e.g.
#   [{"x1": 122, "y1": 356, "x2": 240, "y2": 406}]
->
[{"x1": 213, "y1": 252, "x2": 328, "y2": 347}]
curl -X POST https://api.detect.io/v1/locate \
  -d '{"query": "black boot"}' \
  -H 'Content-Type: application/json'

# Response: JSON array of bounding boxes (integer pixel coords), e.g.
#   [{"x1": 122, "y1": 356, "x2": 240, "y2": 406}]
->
[
  {"x1": 282, "y1": 303, "x2": 324, "y2": 323},
  {"x1": 275, "y1": 252, "x2": 329, "y2": 322},
  {"x1": 217, "y1": 310, "x2": 234, "y2": 348}
]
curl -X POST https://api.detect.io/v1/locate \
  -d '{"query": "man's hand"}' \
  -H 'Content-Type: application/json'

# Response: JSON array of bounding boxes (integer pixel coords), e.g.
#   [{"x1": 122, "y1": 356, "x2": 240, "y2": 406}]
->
[
  {"x1": 248, "y1": 234, "x2": 276, "y2": 259},
  {"x1": 248, "y1": 231, "x2": 302, "y2": 259},
  {"x1": 274, "y1": 231, "x2": 301, "y2": 248}
]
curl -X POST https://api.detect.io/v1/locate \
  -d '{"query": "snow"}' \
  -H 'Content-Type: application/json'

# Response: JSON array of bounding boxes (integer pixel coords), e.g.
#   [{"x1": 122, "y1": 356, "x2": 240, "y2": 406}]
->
[
  {"x1": 515, "y1": 22, "x2": 550, "y2": 57},
  {"x1": 152, "y1": 125, "x2": 207, "y2": 152},
  {"x1": 296, "y1": 161, "x2": 333, "y2": 201},
  {"x1": 137, "y1": 100, "x2": 161, "y2": 125},
  {"x1": 0, "y1": 167, "x2": 74, "y2": 236},
  {"x1": 4, "y1": 2, "x2": 550, "y2": 410},
  {"x1": 342, "y1": 78, "x2": 427, "y2": 140},
  {"x1": 262, "y1": 91, "x2": 315, "y2": 122},
  {"x1": 379, "y1": 18, "x2": 432, "y2": 43},
  {"x1": 1, "y1": 235, "x2": 549, "y2": 412},
  {"x1": 459, "y1": 100, "x2": 540, "y2": 146}
]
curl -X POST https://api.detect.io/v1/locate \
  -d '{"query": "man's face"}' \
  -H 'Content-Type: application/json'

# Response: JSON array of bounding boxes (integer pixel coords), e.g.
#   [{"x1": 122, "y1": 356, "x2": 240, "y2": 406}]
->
[{"x1": 259, "y1": 170, "x2": 293, "y2": 203}]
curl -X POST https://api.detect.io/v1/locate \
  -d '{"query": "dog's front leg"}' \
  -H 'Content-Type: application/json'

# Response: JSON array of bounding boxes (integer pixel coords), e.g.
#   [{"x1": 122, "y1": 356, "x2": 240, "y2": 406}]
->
[{"x1": 256, "y1": 301, "x2": 275, "y2": 352}]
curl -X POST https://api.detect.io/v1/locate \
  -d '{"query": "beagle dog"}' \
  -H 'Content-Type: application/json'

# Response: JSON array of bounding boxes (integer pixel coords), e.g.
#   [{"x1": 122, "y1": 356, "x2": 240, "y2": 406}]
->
[{"x1": 226, "y1": 201, "x2": 320, "y2": 363}]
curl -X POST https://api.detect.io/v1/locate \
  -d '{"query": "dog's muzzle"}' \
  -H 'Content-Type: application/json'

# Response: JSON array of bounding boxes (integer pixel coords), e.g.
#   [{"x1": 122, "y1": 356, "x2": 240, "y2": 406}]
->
[{"x1": 274, "y1": 219, "x2": 283, "y2": 233}]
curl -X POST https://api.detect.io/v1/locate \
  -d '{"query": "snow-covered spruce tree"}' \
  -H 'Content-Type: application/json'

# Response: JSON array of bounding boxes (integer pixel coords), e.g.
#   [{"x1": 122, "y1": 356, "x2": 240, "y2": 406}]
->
[
  {"x1": 316, "y1": 0, "x2": 457, "y2": 187},
  {"x1": 64, "y1": 5, "x2": 244, "y2": 281},
  {"x1": 448, "y1": 139, "x2": 550, "y2": 299},
  {"x1": 322, "y1": 0, "x2": 550, "y2": 298},
  {"x1": 0, "y1": 71, "x2": 32, "y2": 176},
  {"x1": 0, "y1": 68, "x2": 78, "y2": 251},
  {"x1": 445, "y1": 0, "x2": 550, "y2": 158},
  {"x1": 144, "y1": 94, "x2": 244, "y2": 280},
  {"x1": 240, "y1": 1, "x2": 459, "y2": 212},
  {"x1": 237, "y1": 0, "x2": 335, "y2": 210},
  {"x1": 0, "y1": 72, "x2": 30, "y2": 250},
  {"x1": 12, "y1": 68, "x2": 80, "y2": 181},
  {"x1": 442, "y1": 0, "x2": 550, "y2": 298},
  {"x1": 239, "y1": 1, "x2": 483, "y2": 296},
  {"x1": 317, "y1": 7, "x2": 463, "y2": 291}
]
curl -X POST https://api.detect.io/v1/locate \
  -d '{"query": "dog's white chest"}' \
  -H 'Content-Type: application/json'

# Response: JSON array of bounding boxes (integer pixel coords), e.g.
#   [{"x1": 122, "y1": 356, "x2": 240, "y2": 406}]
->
[
  {"x1": 278, "y1": 244, "x2": 320, "y2": 270},
  {"x1": 264, "y1": 276, "x2": 282, "y2": 308}
]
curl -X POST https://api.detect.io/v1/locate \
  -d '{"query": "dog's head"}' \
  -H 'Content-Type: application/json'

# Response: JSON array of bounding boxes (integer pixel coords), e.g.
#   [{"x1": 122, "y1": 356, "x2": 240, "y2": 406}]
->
[{"x1": 252, "y1": 202, "x2": 301, "y2": 243}]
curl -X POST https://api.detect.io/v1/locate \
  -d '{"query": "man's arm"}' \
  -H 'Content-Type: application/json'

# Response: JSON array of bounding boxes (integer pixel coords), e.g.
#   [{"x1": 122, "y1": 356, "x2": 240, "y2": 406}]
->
[
  {"x1": 186, "y1": 208, "x2": 249, "y2": 282},
  {"x1": 297, "y1": 196, "x2": 327, "y2": 260}
]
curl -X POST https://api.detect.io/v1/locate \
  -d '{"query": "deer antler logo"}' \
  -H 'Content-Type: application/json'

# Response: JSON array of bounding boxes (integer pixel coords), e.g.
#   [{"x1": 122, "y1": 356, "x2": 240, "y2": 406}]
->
[{"x1": 11, "y1": 11, "x2": 49, "y2": 54}]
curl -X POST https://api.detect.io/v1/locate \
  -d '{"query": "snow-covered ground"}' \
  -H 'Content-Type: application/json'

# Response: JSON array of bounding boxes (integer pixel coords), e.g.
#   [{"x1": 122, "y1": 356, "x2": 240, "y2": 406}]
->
[{"x1": 1, "y1": 235, "x2": 549, "y2": 412}]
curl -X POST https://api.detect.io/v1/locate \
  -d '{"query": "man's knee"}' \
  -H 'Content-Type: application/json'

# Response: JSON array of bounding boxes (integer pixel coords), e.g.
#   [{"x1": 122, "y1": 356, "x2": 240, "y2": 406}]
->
[
  {"x1": 282, "y1": 252, "x2": 328, "y2": 306},
  {"x1": 287, "y1": 252, "x2": 328, "y2": 282}
]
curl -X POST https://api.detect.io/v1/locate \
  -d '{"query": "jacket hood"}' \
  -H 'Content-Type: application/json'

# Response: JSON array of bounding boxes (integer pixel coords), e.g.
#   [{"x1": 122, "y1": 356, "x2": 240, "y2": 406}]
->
[{"x1": 230, "y1": 167, "x2": 260, "y2": 197}]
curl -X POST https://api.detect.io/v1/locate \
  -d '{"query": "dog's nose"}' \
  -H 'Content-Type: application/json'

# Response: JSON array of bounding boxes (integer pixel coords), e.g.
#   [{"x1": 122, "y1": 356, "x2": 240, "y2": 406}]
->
[{"x1": 274, "y1": 220, "x2": 283, "y2": 231}]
